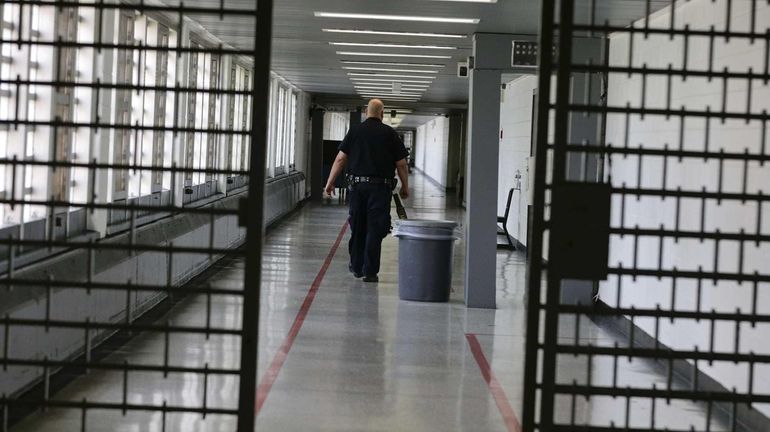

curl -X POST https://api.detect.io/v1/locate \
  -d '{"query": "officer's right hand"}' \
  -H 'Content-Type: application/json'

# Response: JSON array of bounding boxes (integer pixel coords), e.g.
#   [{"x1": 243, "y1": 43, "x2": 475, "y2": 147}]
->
[
  {"x1": 325, "y1": 183, "x2": 336, "y2": 197},
  {"x1": 399, "y1": 187, "x2": 409, "y2": 199}
]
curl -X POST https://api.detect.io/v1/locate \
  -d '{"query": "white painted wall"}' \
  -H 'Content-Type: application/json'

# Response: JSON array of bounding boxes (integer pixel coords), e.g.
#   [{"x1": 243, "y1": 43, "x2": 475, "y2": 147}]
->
[
  {"x1": 414, "y1": 116, "x2": 451, "y2": 188},
  {"x1": 323, "y1": 112, "x2": 349, "y2": 141},
  {"x1": 599, "y1": 0, "x2": 770, "y2": 415},
  {"x1": 415, "y1": 124, "x2": 427, "y2": 172},
  {"x1": 498, "y1": 76, "x2": 538, "y2": 246}
]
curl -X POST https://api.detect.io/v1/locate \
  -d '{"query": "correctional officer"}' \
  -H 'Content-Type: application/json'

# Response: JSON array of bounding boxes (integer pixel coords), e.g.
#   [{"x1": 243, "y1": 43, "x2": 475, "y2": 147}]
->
[{"x1": 324, "y1": 99, "x2": 410, "y2": 283}]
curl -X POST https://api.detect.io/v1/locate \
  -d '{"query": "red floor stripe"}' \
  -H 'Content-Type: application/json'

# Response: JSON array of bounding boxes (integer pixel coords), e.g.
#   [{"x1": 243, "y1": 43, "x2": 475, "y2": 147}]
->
[
  {"x1": 255, "y1": 222, "x2": 349, "y2": 414},
  {"x1": 465, "y1": 333, "x2": 522, "y2": 432}
]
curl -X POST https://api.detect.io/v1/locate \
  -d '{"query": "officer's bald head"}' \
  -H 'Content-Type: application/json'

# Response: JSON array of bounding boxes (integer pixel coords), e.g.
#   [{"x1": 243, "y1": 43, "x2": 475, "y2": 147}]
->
[{"x1": 366, "y1": 99, "x2": 385, "y2": 120}]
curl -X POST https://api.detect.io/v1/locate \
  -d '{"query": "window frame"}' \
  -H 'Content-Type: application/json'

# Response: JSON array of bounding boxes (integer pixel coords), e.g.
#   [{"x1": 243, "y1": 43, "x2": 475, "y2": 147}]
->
[
  {"x1": 51, "y1": 3, "x2": 80, "y2": 203},
  {"x1": 274, "y1": 84, "x2": 287, "y2": 176},
  {"x1": 239, "y1": 68, "x2": 250, "y2": 173},
  {"x1": 288, "y1": 91, "x2": 297, "y2": 171},
  {"x1": 151, "y1": 25, "x2": 170, "y2": 193},
  {"x1": 112, "y1": 10, "x2": 135, "y2": 200},
  {"x1": 204, "y1": 53, "x2": 220, "y2": 183}
]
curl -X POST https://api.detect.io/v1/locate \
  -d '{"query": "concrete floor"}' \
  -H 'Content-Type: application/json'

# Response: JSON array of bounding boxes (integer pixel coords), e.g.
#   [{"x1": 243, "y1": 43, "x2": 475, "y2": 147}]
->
[{"x1": 12, "y1": 173, "x2": 730, "y2": 431}]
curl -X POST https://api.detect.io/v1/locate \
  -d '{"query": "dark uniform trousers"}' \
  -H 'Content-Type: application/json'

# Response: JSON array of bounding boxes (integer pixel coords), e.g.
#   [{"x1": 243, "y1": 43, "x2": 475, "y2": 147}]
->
[{"x1": 348, "y1": 182, "x2": 392, "y2": 277}]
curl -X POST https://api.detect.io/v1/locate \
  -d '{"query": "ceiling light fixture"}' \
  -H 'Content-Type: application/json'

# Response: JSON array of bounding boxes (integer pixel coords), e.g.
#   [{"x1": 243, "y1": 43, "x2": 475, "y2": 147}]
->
[
  {"x1": 359, "y1": 94, "x2": 424, "y2": 99},
  {"x1": 350, "y1": 78, "x2": 433, "y2": 83},
  {"x1": 344, "y1": 67, "x2": 438, "y2": 74},
  {"x1": 364, "y1": 97, "x2": 421, "y2": 102},
  {"x1": 355, "y1": 88, "x2": 428, "y2": 94},
  {"x1": 358, "y1": 88, "x2": 425, "y2": 93},
  {"x1": 314, "y1": 12, "x2": 480, "y2": 24},
  {"x1": 354, "y1": 85, "x2": 430, "y2": 90},
  {"x1": 348, "y1": 73, "x2": 436, "y2": 79},
  {"x1": 342, "y1": 60, "x2": 446, "y2": 68},
  {"x1": 330, "y1": 42, "x2": 457, "y2": 50},
  {"x1": 323, "y1": 29, "x2": 467, "y2": 39},
  {"x1": 337, "y1": 51, "x2": 452, "y2": 59}
]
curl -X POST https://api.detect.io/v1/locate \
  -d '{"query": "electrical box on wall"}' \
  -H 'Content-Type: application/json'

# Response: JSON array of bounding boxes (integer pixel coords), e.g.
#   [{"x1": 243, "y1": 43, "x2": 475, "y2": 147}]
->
[
  {"x1": 457, "y1": 61, "x2": 469, "y2": 78},
  {"x1": 511, "y1": 41, "x2": 539, "y2": 68}
]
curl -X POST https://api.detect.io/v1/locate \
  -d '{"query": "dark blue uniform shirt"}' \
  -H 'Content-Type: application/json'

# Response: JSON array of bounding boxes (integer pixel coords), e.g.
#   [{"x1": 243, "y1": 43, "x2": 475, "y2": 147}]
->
[{"x1": 338, "y1": 118, "x2": 409, "y2": 178}]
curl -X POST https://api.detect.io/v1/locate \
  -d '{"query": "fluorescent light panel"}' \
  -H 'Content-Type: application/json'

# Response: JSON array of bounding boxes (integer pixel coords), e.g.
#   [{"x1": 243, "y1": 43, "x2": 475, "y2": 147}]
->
[
  {"x1": 348, "y1": 73, "x2": 436, "y2": 79},
  {"x1": 354, "y1": 85, "x2": 430, "y2": 90},
  {"x1": 359, "y1": 95, "x2": 424, "y2": 99},
  {"x1": 323, "y1": 29, "x2": 466, "y2": 39},
  {"x1": 357, "y1": 88, "x2": 424, "y2": 93},
  {"x1": 354, "y1": 82, "x2": 430, "y2": 86},
  {"x1": 371, "y1": 98, "x2": 421, "y2": 102},
  {"x1": 358, "y1": 91, "x2": 424, "y2": 96},
  {"x1": 356, "y1": 89, "x2": 428, "y2": 94},
  {"x1": 314, "y1": 12, "x2": 480, "y2": 24},
  {"x1": 343, "y1": 67, "x2": 438, "y2": 74},
  {"x1": 330, "y1": 42, "x2": 457, "y2": 50},
  {"x1": 337, "y1": 51, "x2": 452, "y2": 59},
  {"x1": 359, "y1": 94, "x2": 420, "y2": 99},
  {"x1": 359, "y1": 93, "x2": 426, "y2": 98},
  {"x1": 342, "y1": 60, "x2": 446, "y2": 68},
  {"x1": 350, "y1": 78, "x2": 433, "y2": 83}
]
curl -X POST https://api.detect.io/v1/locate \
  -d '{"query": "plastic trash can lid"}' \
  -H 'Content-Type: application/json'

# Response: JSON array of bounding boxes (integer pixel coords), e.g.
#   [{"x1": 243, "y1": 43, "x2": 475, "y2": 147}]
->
[{"x1": 393, "y1": 219, "x2": 458, "y2": 229}]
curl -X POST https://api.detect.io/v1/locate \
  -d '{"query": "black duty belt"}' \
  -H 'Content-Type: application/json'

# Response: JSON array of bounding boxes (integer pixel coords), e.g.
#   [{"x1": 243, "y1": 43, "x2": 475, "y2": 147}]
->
[{"x1": 347, "y1": 175, "x2": 397, "y2": 188}]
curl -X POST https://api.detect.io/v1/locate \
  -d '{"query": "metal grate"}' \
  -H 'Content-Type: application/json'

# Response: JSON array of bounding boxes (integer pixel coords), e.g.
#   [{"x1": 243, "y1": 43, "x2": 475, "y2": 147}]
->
[
  {"x1": 0, "y1": 0, "x2": 272, "y2": 431},
  {"x1": 523, "y1": 0, "x2": 770, "y2": 431}
]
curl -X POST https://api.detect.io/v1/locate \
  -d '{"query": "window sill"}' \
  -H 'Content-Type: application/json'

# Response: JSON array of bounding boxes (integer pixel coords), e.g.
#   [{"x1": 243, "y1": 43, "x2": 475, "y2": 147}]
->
[
  {"x1": 266, "y1": 169, "x2": 301, "y2": 185},
  {"x1": 0, "y1": 230, "x2": 100, "y2": 277}
]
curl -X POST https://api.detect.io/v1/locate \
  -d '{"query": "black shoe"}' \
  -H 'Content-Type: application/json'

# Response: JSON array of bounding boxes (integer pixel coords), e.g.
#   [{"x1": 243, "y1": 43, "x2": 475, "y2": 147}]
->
[
  {"x1": 363, "y1": 275, "x2": 379, "y2": 283},
  {"x1": 349, "y1": 263, "x2": 363, "y2": 278}
]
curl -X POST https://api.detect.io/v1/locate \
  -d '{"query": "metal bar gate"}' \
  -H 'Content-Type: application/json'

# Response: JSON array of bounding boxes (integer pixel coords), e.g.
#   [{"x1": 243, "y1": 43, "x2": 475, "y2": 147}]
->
[
  {"x1": 523, "y1": 0, "x2": 770, "y2": 431},
  {"x1": 0, "y1": 0, "x2": 272, "y2": 430}
]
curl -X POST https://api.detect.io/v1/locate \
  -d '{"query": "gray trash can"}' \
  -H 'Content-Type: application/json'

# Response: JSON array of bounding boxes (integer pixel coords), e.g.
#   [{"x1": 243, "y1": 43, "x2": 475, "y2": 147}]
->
[{"x1": 393, "y1": 219, "x2": 458, "y2": 302}]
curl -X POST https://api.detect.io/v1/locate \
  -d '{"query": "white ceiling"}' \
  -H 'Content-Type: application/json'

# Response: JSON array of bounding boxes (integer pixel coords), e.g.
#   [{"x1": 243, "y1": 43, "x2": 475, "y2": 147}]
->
[{"x1": 196, "y1": 0, "x2": 669, "y2": 127}]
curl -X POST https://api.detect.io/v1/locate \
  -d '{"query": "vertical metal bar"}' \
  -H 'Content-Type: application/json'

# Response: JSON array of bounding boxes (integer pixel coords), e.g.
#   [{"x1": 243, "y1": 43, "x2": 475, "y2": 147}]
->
[
  {"x1": 521, "y1": 0, "x2": 556, "y2": 428},
  {"x1": 539, "y1": 0, "x2": 575, "y2": 428},
  {"x1": 236, "y1": 0, "x2": 273, "y2": 430}
]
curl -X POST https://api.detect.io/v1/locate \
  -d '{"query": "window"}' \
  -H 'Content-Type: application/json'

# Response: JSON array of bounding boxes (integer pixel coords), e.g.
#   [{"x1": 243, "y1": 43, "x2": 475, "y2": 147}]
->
[
  {"x1": 151, "y1": 26, "x2": 170, "y2": 192},
  {"x1": 186, "y1": 45, "x2": 221, "y2": 187},
  {"x1": 111, "y1": 13, "x2": 175, "y2": 202},
  {"x1": 205, "y1": 54, "x2": 220, "y2": 182},
  {"x1": 0, "y1": 3, "x2": 94, "y2": 226},
  {"x1": 113, "y1": 12, "x2": 135, "y2": 199},
  {"x1": 265, "y1": 78, "x2": 275, "y2": 176},
  {"x1": 69, "y1": 5, "x2": 96, "y2": 207},
  {"x1": 269, "y1": 83, "x2": 298, "y2": 175},
  {"x1": 289, "y1": 92, "x2": 297, "y2": 169},
  {"x1": 232, "y1": 66, "x2": 243, "y2": 172},
  {"x1": 128, "y1": 15, "x2": 148, "y2": 199},
  {"x1": 0, "y1": 3, "x2": 15, "y2": 224},
  {"x1": 52, "y1": 4, "x2": 79, "y2": 202},
  {"x1": 183, "y1": 43, "x2": 198, "y2": 186},
  {"x1": 225, "y1": 64, "x2": 236, "y2": 173},
  {"x1": 22, "y1": 4, "x2": 50, "y2": 223},
  {"x1": 275, "y1": 86, "x2": 286, "y2": 174},
  {"x1": 239, "y1": 68, "x2": 251, "y2": 171}
]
